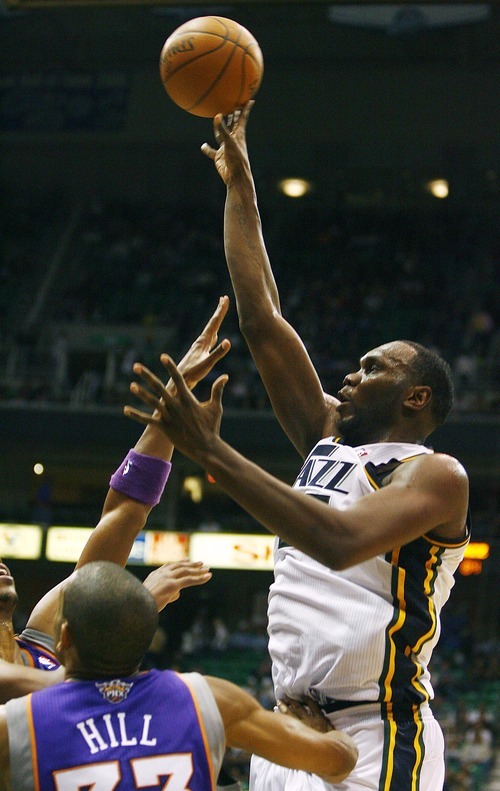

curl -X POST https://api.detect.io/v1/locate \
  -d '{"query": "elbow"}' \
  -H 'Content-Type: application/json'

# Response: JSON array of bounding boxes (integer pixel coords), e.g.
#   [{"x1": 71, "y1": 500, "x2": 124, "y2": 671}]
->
[
  {"x1": 322, "y1": 734, "x2": 359, "y2": 784},
  {"x1": 317, "y1": 542, "x2": 357, "y2": 572},
  {"x1": 343, "y1": 738, "x2": 359, "y2": 774},
  {"x1": 329, "y1": 556, "x2": 357, "y2": 572},
  {"x1": 238, "y1": 305, "x2": 281, "y2": 344},
  {"x1": 238, "y1": 313, "x2": 261, "y2": 341}
]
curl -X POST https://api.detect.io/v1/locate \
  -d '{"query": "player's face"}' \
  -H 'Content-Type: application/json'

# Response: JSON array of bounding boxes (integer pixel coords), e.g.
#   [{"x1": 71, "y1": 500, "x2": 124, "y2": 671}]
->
[
  {"x1": 0, "y1": 558, "x2": 18, "y2": 615},
  {"x1": 336, "y1": 342, "x2": 415, "y2": 445}
]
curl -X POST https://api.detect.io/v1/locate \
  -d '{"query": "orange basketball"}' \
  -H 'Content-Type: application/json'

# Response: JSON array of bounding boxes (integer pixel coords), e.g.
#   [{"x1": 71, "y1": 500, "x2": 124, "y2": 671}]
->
[{"x1": 159, "y1": 16, "x2": 263, "y2": 118}]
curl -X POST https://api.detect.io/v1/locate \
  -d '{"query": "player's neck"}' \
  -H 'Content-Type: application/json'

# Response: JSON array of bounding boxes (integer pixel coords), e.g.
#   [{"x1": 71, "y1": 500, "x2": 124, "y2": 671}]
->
[
  {"x1": 343, "y1": 426, "x2": 427, "y2": 446},
  {"x1": 381, "y1": 425, "x2": 427, "y2": 444},
  {"x1": 372, "y1": 415, "x2": 431, "y2": 445},
  {"x1": 0, "y1": 619, "x2": 19, "y2": 663},
  {"x1": 66, "y1": 664, "x2": 142, "y2": 681}
]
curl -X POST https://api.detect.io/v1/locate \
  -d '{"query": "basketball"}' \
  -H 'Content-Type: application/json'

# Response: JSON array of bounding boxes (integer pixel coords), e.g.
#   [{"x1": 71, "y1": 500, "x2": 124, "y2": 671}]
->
[{"x1": 159, "y1": 16, "x2": 263, "y2": 118}]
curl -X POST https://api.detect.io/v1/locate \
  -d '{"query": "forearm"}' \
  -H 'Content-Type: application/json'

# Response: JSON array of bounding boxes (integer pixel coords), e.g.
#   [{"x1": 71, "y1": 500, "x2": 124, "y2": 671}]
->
[
  {"x1": 0, "y1": 663, "x2": 65, "y2": 703},
  {"x1": 99, "y1": 426, "x2": 173, "y2": 523},
  {"x1": 192, "y1": 437, "x2": 354, "y2": 569},
  {"x1": 224, "y1": 174, "x2": 281, "y2": 329},
  {"x1": 192, "y1": 435, "x2": 458, "y2": 568},
  {"x1": 237, "y1": 715, "x2": 356, "y2": 782},
  {"x1": 76, "y1": 437, "x2": 173, "y2": 570},
  {"x1": 133, "y1": 423, "x2": 174, "y2": 461},
  {"x1": 209, "y1": 675, "x2": 357, "y2": 782},
  {"x1": 76, "y1": 496, "x2": 150, "y2": 568},
  {"x1": 88, "y1": 438, "x2": 173, "y2": 564}
]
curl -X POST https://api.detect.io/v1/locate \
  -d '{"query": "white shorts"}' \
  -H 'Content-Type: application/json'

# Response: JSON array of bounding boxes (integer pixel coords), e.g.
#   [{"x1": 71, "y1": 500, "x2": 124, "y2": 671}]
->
[{"x1": 249, "y1": 703, "x2": 445, "y2": 791}]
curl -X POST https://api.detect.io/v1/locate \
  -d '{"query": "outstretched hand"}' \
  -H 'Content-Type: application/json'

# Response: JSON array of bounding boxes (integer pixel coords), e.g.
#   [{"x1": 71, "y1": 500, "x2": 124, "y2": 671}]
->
[
  {"x1": 171, "y1": 294, "x2": 231, "y2": 393},
  {"x1": 124, "y1": 355, "x2": 228, "y2": 464},
  {"x1": 143, "y1": 560, "x2": 212, "y2": 611},
  {"x1": 201, "y1": 101, "x2": 254, "y2": 185}
]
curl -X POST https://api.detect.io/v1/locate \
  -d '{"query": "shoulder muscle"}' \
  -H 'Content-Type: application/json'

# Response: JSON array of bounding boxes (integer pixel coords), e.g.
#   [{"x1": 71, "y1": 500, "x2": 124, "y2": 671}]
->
[{"x1": 391, "y1": 453, "x2": 469, "y2": 540}]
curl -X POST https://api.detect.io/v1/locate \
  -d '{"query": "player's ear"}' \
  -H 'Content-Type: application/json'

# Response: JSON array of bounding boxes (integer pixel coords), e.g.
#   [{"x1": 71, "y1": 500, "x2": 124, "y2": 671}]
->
[
  {"x1": 58, "y1": 621, "x2": 73, "y2": 650},
  {"x1": 403, "y1": 385, "x2": 432, "y2": 413}
]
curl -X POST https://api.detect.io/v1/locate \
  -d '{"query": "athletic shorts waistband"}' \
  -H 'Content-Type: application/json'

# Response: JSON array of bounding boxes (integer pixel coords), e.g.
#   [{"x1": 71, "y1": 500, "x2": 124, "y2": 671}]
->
[{"x1": 321, "y1": 699, "x2": 434, "y2": 724}]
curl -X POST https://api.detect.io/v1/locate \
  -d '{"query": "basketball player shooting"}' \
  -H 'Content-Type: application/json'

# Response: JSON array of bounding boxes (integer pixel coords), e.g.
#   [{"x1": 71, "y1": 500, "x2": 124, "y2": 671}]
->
[{"x1": 125, "y1": 101, "x2": 470, "y2": 791}]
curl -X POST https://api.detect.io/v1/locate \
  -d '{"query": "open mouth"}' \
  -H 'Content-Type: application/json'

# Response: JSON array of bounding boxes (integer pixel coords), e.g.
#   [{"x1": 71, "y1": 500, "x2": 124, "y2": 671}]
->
[{"x1": 0, "y1": 563, "x2": 13, "y2": 581}]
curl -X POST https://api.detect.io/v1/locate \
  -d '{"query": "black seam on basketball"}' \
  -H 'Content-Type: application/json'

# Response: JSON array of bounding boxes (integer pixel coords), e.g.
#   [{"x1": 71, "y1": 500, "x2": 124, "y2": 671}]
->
[
  {"x1": 236, "y1": 47, "x2": 246, "y2": 107},
  {"x1": 161, "y1": 33, "x2": 259, "y2": 85},
  {"x1": 160, "y1": 42, "x2": 258, "y2": 83},
  {"x1": 163, "y1": 15, "x2": 232, "y2": 40},
  {"x1": 161, "y1": 38, "x2": 228, "y2": 83},
  {"x1": 188, "y1": 28, "x2": 241, "y2": 112}
]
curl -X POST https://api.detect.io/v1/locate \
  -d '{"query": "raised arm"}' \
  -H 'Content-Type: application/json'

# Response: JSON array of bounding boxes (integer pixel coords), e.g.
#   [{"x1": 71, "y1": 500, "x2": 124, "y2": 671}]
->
[
  {"x1": 206, "y1": 675, "x2": 358, "y2": 784},
  {"x1": 202, "y1": 104, "x2": 335, "y2": 457},
  {"x1": 125, "y1": 359, "x2": 469, "y2": 569},
  {"x1": 75, "y1": 295, "x2": 230, "y2": 572},
  {"x1": 26, "y1": 299, "x2": 230, "y2": 637}
]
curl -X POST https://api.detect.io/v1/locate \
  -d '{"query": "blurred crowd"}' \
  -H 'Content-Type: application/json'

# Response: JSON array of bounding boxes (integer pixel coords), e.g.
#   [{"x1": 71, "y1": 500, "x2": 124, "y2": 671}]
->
[{"x1": 0, "y1": 195, "x2": 498, "y2": 412}]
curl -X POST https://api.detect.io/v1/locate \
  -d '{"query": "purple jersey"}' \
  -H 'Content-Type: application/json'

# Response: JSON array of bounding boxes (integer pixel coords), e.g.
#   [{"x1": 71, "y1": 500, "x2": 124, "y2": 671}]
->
[
  {"x1": 7, "y1": 669, "x2": 225, "y2": 791},
  {"x1": 15, "y1": 628, "x2": 60, "y2": 671}
]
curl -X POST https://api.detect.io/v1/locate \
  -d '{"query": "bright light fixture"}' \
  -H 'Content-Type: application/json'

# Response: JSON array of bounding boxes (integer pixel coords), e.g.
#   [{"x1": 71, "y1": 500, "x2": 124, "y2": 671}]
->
[
  {"x1": 183, "y1": 475, "x2": 203, "y2": 503},
  {"x1": 427, "y1": 179, "x2": 449, "y2": 199},
  {"x1": 278, "y1": 178, "x2": 312, "y2": 198}
]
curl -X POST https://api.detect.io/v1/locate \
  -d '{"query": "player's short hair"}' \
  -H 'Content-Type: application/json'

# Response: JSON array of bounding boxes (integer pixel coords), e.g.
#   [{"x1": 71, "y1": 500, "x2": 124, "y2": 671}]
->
[
  {"x1": 63, "y1": 561, "x2": 158, "y2": 674},
  {"x1": 401, "y1": 341, "x2": 454, "y2": 427}
]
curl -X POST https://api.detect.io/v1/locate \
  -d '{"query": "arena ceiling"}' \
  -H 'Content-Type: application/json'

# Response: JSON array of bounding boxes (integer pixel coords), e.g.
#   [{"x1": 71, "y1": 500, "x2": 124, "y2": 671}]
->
[
  {"x1": 2, "y1": 0, "x2": 493, "y2": 6},
  {"x1": 0, "y1": 4, "x2": 496, "y2": 71},
  {"x1": 0, "y1": 2, "x2": 498, "y2": 208}
]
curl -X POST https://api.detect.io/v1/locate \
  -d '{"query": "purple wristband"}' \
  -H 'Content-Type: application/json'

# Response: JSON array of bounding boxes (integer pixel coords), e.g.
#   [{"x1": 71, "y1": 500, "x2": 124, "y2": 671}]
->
[{"x1": 109, "y1": 450, "x2": 172, "y2": 506}]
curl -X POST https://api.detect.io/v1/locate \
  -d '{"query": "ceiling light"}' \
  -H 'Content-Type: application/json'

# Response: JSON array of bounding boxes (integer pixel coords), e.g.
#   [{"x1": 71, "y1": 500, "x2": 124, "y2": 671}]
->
[
  {"x1": 183, "y1": 475, "x2": 203, "y2": 503},
  {"x1": 278, "y1": 178, "x2": 312, "y2": 199},
  {"x1": 427, "y1": 179, "x2": 449, "y2": 199}
]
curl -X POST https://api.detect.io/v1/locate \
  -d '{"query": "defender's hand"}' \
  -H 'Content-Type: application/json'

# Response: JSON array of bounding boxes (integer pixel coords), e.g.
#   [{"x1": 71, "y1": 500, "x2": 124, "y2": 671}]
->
[
  {"x1": 143, "y1": 560, "x2": 212, "y2": 611},
  {"x1": 168, "y1": 295, "x2": 231, "y2": 393},
  {"x1": 277, "y1": 695, "x2": 334, "y2": 734},
  {"x1": 125, "y1": 357, "x2": 228, "y2": 463}
]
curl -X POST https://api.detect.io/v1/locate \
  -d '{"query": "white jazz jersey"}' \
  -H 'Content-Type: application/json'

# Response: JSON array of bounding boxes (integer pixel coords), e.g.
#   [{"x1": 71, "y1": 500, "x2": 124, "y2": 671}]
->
[{"x1": 268, "y1": 439, "x2": 469, "y2": 709}]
